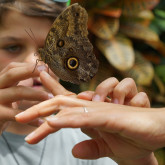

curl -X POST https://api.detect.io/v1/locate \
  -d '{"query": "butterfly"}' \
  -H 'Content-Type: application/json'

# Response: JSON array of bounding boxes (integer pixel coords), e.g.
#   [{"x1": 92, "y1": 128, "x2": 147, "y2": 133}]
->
[{"x1": 38, "y1": 3, "x2": 99, "y2": 84}]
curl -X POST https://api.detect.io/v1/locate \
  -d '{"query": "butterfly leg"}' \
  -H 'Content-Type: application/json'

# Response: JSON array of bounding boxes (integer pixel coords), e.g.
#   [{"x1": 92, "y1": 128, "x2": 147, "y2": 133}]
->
[{"x1": 32, "y1": 59, "x2": 43, "y2": 73}]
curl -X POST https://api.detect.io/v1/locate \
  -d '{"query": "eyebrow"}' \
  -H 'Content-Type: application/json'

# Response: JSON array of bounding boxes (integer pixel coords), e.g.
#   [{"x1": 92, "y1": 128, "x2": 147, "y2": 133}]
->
[{"x1": 0, "y1": 36, "x2": 24, "y2": 42}]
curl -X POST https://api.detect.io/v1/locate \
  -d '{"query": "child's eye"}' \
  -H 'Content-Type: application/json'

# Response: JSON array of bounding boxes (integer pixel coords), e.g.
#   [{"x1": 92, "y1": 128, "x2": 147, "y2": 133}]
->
[{"x1": 4, "y1": 45, "x2": 22, "y2": 54}]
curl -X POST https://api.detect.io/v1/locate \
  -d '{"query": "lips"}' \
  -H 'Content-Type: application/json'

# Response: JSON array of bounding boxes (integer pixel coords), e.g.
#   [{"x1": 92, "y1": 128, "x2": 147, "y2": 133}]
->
[
  {"x1": 33, "y1": 79, "x2": 42, "y2": 86},
  {"x1": 32, "y1": 78, "x2": 44, "y2": 90}
]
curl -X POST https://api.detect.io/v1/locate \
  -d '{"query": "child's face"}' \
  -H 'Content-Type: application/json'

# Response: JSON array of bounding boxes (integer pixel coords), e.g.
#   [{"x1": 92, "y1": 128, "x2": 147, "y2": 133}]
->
[
  {"x1": 0, "y1": 10, "x2": 57, "y2": 109},
  {"x1": 0, "y1": 10, "x2": 52, "y2": 70}
]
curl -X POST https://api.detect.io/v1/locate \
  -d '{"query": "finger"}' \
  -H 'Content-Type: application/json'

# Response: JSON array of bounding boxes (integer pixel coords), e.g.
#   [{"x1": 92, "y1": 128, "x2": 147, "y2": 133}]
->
[
  {"x1": 15, "y1": 95, "x2": 89, "y2": 123},
  {"x1": 112, "y1": 78, "x2": 138, "y2": 104},
  {"x1": 92, "y1": 77, "x2": 119, "y2": 102},
  {"x1": 25, "y1": 109, "x2": 100, "y2": 144},
  {"x1": 0, "y1": 105, "x2": 22, "y2": 121},
  {"x1": 77, "y1": 91, "x2": 94, "y2": 101},
  {"x1": 72, "y1": 139, "x2": 110, "y2": 159},
  {"x1": 22, "y1": 104, "x2": 138, "y2": 144},
  {"x1": 78, "y1": 91, "x2": 111, "y2": 103},
  {"x1": 46, "y1": 107, "x2": 104, "y2": 129},
  {"x1": 129, "y1": 92, "x2": 150, "y2": 108},
  {"x1": 40, "y1": 71, "x2": 75, "y2": 96},
  {"x1": 25, "y1": 121, "x2": 60, "y2": 144},
  {"x1": 0, "y1": 62, "x2": 27, "y2": 75},
  {"x1": 45, "y1": 104, "x2": 132, "y2": 134},
  {"x1": 0, "y1": 64, "x2": 47, "y2": 88},
  {"x1": 0, "y1": 86, "x2": 49, "y2": 104}
]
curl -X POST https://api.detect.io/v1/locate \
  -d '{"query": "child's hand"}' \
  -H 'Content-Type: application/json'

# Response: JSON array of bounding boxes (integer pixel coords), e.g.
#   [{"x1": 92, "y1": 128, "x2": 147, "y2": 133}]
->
[{"x1": 0, "y1": 62, "x2": 49, "y2": 132}]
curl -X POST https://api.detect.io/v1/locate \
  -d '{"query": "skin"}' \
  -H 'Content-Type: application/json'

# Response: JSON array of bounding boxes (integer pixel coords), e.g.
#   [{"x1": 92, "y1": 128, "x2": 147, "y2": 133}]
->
[{"x1": 15, "y1": 72, "x2": 160, "y2": 165}]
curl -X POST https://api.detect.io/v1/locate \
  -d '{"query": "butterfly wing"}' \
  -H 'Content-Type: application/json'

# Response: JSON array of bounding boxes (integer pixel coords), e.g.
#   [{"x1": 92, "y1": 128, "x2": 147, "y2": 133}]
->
[{"x1": 42, "y1": 3, "x2": 99, "y2": 84}]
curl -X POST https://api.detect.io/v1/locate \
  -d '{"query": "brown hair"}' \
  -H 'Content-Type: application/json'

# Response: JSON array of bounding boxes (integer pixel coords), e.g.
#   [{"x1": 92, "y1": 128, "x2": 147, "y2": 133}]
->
[{"x1": 0, "y1": 0, "x2": 66, "y2": 25}]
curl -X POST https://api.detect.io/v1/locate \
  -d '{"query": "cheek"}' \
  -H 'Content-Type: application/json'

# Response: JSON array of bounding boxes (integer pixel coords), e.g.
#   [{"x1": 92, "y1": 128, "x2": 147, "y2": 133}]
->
[{"x1": 0, "y1": 51, "x2": 15, "y2": 71}]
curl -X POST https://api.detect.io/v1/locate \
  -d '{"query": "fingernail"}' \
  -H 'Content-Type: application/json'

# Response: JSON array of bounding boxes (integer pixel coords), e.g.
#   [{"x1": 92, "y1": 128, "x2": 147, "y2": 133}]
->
[
  {"x1": 113, "y1": 98, "x2": 119, "y2": 104},
  {"x1": 38, "y1": 118, "x2": 45, "y2": 126},
  {"x1": 92, "y1": 94, "x2": 101, "y2": 102},
  {"x1": 37, "y1": 65, "x2": 47, "y2": 72},
  {"x1": 15, "y1": 111, "x2": 25, "y2": 118},
  {"x1": 48, "y1": 93, "x2": 54, "y2": 99},
  {"x1": 41, "y1": 71, "x2": 51, "y2": 79},
  {"x1": 25, "y1": 131, "x2": 35, "y2": 142}
]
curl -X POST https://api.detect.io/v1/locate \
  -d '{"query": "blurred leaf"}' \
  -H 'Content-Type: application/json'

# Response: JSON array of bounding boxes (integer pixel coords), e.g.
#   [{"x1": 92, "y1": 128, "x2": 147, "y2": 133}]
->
[
  {"x1": 144, "y1": 53, "x2": 161, "y2": 64},
  {"x1": 71, "y1": 0, "x2": 93, "y2": 8},
  {"x1": 120, "y1": 22, "x2": 159, "y2": 42},
  {"x1": 89, "y1": 16, "x2": 119, "y2": 40},
  {"x1": 96, "y1": 35, "x2": 135, "y2": 71},
  {"x1": 123, "y1": 51, "x2": 154, "y2": 86},
  {"x1": 155, "y1": 149, "x2": 165, "y2": 165},
  {"x1": 71, "y1": 0, "x2": 116, "y2": 9},
  {"x1": 94, "y1": 8, "x2": 122, "y2": 17},
  {"x1": 155, "y1": 65, "x2": 165, "y2": 83},
  {"x1": 153, "y1": 74, "x2": 165, "y2": 95},
  {"x1": 154, "y1": 9, "x2": 165, "y2": 18},
  {"x1": 120, "y1": 10, "x2": 154, "y2": 27},
  {"x1": 146, "y1": 40, "x2": 165, "y2": 57},
  {"x1": 138, "y1": 10, "x2": 154, "y2": 20},
  {"x1": 114, "y1": 0, "x2": 160, "y2": 16},
  {"x1": 94, "y1": 0, "x2": 117, "y2": 8},
  {"x1": 150, "y1": 14, "x2": 165, "y2": 35}
]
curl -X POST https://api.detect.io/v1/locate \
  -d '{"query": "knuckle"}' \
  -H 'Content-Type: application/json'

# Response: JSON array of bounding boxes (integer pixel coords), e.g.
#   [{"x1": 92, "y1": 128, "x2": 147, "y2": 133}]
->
[
  {"x1": 7, "y1": 62, "x2": 19, "y2": 70},
  {"x1": 113, "y1": 86, "x2": 122, "y2": 94},
  {"x1": 6, "y1": 70, "x2": 15, "y2": 80},
  {"x1": 104, "y1": 77, "x2": 119, "y2": 86},
  {"x1": 124, "y1": 78, "x2": 135, "y2": 86},
  {"x1": 138, "y1": 92, "x2": 148, "y2": 100},
  {"x1": 108, "y1": 77, "x2": 119, "y2": 84},
  {"x1": 55, "y1": 95, "x2": 64, "y2": 103},
  {"x1": 96, "y1": 77, "x2": 119, "y2": 90},
  {"x1": 95, "y1": 84, "x2": 105, "y2": 92},
  {"x1": 119, "y1": 78, "x2": 137, "y2": 92},
  {"x1": 24, "y1": 65, "x2": 33, "y2": 74},
  {"x1": 15, "y1": 86, "x2": 24, "y2": 95}
]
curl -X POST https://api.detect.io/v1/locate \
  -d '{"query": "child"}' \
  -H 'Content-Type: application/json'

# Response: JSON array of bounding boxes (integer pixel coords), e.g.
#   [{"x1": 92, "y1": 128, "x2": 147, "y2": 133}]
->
[{"x1": 0, "y1": 0, "x2": 151, "y2": 165}]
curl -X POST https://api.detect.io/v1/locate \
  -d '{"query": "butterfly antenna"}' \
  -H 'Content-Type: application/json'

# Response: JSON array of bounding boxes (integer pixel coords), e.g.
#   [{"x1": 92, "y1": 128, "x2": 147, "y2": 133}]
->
[
  {"x1": 30, "y1": 28, "x2": 38, "y2": 46},
  {"x1": 24, "y1": 28, "x2": 38, "y2": 47},
  {"x1": 25, "y1": 29, "x2": 42, "y2": 72}
]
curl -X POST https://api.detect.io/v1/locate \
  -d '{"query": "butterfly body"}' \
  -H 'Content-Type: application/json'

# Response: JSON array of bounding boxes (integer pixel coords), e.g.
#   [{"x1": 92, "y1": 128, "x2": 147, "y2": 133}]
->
[{"x1": 38, "y1": 4, "x2": 99, "y2": 84}]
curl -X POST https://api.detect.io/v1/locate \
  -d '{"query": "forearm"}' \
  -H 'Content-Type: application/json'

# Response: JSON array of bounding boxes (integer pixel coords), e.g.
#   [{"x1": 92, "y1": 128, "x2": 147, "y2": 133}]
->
[{"x1": 117, "y1": 153, "x2": 158, "y2": 165}]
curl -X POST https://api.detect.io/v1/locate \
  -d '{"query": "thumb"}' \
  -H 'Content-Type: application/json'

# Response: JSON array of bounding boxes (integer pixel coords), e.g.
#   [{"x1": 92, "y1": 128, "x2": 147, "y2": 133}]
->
[
  {"x1": 72, "y1": 138, "x2": 111, "y2": 159},
  {"x1": 40, "y1": 71, "x2": 74, "y2": 96}
]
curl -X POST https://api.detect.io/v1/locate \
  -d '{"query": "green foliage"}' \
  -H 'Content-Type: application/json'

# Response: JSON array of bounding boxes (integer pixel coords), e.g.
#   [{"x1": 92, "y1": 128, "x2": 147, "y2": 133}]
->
[{"x1": 155, "y1": 65, "x2": 165, "y2": 83}]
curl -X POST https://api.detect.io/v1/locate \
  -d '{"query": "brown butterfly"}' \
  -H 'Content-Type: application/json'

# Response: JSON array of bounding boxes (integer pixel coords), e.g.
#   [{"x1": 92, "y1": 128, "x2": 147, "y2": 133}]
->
[{"x1": 38, "y1": 3, "x2": 99, "y2": 84}]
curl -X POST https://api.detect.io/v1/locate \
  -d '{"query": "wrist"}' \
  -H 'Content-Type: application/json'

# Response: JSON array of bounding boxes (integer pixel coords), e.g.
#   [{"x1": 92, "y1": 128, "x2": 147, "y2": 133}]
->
[{"x1": 117, "y1": 153, "x2": 158, "y2": 165}]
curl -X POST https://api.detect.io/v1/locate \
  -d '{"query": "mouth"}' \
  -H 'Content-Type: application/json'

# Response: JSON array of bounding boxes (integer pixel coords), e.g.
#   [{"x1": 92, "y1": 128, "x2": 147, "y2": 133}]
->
[{"x1": 33, "y1": 78, "x2": 43, "y2": 87}]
